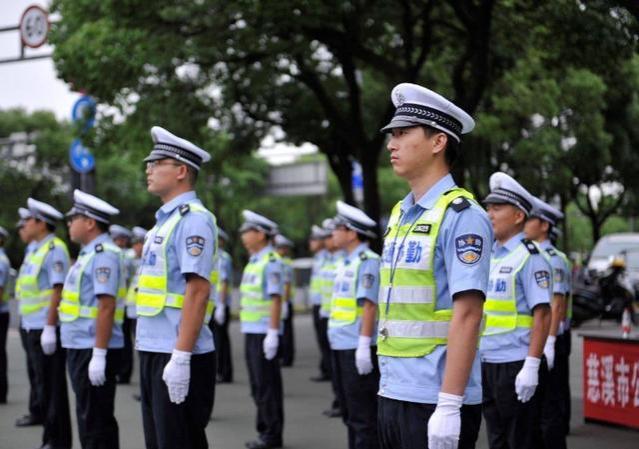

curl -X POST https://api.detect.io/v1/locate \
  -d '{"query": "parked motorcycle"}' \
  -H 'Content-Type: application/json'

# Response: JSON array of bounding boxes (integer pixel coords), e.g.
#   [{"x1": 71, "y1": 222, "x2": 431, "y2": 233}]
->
[{"x1": 571, "y1": 256, "x2": 636, "y2": 328}]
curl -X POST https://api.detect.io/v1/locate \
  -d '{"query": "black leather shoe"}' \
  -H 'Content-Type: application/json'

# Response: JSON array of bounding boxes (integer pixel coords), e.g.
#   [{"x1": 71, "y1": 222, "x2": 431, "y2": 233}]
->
[
  {"x1": 322, "y1": 407, "x2": 342, "y2": 418},
  {"x1": 245, "y1": 438, "x2": 282, "y2": 449},
  {"x1": 16, "y1": 414, "x2": 43, "y2": 427},
  {"x1": 310, "y1": 375, "x2": 330, "y2": 382}
]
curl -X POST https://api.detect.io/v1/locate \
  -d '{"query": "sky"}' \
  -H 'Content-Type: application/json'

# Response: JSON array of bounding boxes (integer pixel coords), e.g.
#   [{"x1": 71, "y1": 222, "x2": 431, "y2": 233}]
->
[{"x1": 0, "y1": 1, "x2": 316, "y2": 164}]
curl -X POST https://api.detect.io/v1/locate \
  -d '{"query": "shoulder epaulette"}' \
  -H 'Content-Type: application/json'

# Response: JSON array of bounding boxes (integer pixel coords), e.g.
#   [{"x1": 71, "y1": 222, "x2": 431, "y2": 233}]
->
[
  {"x1": 449, "y1": 196, "x2": 471, "y2": 212},
  {"x1": 359, "y1": 252, "x2": 368, "y2": 261},
  {"x1": 49, "y1": 241, "x2": 55, "y2": 250},
  {"x1": 95, "y1": 244, "x2": 104, "y2": 253},
  {"x1": 179, "y1": 204, "x2": 190, "y2": 216},
  {"x1": 545, "y1": 248, "x2": 557, "y2": 257},
  {"x1": 521, "y1": 239, "x2": 539, "y2": 254}
]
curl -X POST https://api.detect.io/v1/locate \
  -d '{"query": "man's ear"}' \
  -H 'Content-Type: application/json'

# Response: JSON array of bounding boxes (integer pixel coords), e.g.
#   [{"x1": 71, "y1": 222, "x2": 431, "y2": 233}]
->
[
  {"x1": 431, "y1": 132, "x2": 448, "y2": 157},
  {"x1": 175, "y1": 164, "x2": 188, "y2": 182},
  {"x1": 514, "y1": 209, "x2": 526, "y2": 226}
]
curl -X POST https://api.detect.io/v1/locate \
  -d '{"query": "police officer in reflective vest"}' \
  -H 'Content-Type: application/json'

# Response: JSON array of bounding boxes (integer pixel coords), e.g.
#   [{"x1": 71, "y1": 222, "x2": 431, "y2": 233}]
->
[
  {"x1": 308, "y1": 224, "x2": 330, "y2": 381},
  {"x1": 274, "y1": 234, "x2": 295, "y2": 367},
  {"x1": 14, "y1": 207, "x2": 45, "y2": 428},
  {"x1": 136, "y1": 126, "x2": 218, "y2": 449},
  {"x1": 377, "y1": 83, "x2": 491, "y2": 449},
  {"x1": 60, "y1": 189, "x2": 125, "y2": 449},
  {"x1": 480, "y1": 172, "x2": 552, "y2": 449},
  {"x1": 109, "y1": 224, "x2": 135, "y2": 384},
  {"x1": 239, "y1": 210, "x2": 285, "y2": 449},
  {"x1": 0, "y1": 226, "x2": 10, "y2": 405},
  {"x1": 17, "y1": 198, "x2": 73, "y2": 449},
  {"x1": 317, "y1": 218, "x2": 344, "y2": 418},
  {"x1": 525, "y1": 196, "x2": 571, "y2": 448},
  {"x1": 328, "y1": 200, "x2": 381, "y2": 449},
  {"x1": 209, "y1": 227, "x2": 234, "y2": 383}
]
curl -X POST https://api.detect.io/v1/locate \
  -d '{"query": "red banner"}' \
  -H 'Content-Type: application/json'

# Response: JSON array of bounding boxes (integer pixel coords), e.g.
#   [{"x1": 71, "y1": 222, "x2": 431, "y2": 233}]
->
[{"x1": 583, "y1": 337, "x2": 639, "y2": 429}]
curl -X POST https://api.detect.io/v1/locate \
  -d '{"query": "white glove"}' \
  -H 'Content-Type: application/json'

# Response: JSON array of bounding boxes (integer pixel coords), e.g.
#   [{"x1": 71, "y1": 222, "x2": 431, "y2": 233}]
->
[
  {"x1": 282, "y1": 301, "x2": 290, "y2": 320},
  {"x1": 355, "y1": 335, "x2": 373, "y2": 375},
  {"x1": 263, "y1": 328, "x2": 279, "y2": 360},
  {"x1": 40, "y1": 325, "x2": 57, "y2": 355},
  {"x1": 88, "y1": 347, "x2": 107, "y2": 387},
  {"x1": 515, "y1": 356, "x2": 541, "y2": 403},
  {"x1": 162, "y1": 349, "x2": 191, "y2": 404},
  {"x1": 544, "y1": 335, "x2": 556, "y2": 370},
  {"x1": 214, "y1": 305, "x2": 226, "y2": 325},
  {"x1": 428, "y1": 392, "x2": 463, "y2": 449}
]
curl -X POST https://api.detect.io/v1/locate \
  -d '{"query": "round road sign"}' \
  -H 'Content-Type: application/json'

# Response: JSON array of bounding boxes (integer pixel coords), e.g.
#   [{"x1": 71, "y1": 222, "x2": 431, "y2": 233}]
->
[
  {"x1": 20, "y1": 5, "x2": 49, "y2": 49},
  {"x1": 69, "y1": 139, "x2": 95, "y2": 174}
]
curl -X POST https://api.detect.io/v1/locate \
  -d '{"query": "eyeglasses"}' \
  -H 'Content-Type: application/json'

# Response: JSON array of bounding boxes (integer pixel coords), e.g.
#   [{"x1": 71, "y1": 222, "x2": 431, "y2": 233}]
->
[{"x1": 145, "y1": 160, "x2": 181, "y2": 171}]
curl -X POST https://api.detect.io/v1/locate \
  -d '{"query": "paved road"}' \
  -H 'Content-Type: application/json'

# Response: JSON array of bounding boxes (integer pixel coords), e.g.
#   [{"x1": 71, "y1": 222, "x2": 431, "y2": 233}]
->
[{"x1": 0, "y1": 315, "x2": 637, "y2": 448}]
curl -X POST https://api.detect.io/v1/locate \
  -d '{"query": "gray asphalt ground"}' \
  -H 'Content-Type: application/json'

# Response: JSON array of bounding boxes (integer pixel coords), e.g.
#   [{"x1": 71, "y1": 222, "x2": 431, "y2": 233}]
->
[{"x1": 0, "y1": 314, "x2": 637, "y2": 449}]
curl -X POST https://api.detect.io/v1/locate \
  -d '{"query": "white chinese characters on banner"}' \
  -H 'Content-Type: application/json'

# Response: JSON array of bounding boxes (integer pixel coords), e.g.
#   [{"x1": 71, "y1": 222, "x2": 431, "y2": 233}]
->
[{"x1": 586, "y1": 352, "x2": 639, "y2": 408}]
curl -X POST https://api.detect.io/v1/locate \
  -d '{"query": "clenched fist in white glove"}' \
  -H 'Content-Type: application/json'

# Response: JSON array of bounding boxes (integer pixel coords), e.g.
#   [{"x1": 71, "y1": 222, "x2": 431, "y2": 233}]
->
[
  {"x1": 515, "y1": 356, "x2": 541, "y2": 403},
  {"x1": 544, "y1": 335, "x2": 556, "y2": 370},
  {"x1": 263, "y1": 328, "x2": 279, "y2": 360},
  {"x1": 355, "y1": 335, "x2": 373, "y2": 375},
  {"x1": 162, "y1": 349, "x2": 191, "y2": 404},
  {"x1": 88, "y1": 347, "x2": 107, "y2": 387},
  {"x1": 40, "y1": 324, "x2": 57, "y2": 355},
  {"x1": 428, "y1": 392, "x2": 463, "y2": 449},
  {"x1": 214, "y1": 304, "x2": 226, "y2": 325}
]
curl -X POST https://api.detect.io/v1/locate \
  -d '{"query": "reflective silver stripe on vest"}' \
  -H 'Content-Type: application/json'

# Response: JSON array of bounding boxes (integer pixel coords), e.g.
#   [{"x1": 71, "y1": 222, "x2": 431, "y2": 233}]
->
[
  {"x1": 379, "y1": 286, "x2": 435, "y2": 304},
  {"x1": 380, "y1": 319, "x2": 450, "y2": 338}
]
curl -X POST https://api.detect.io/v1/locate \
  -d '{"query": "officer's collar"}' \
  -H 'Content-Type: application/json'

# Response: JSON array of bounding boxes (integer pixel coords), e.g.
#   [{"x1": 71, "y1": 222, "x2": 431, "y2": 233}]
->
[
  {"x1": 31, "y1": 232, "x2": 55, "y2": 251},
  {"x1": 493, "y1": 231, "x2": 525, "y2": 253},
  {"x1": 157, "y1": 191, "x2": 197, "y2": 219},
  {"x1": 401, "y1": 174, "x2": 456, "y2": 212},
  {"x1": 81, "y1": 232, "x2": 110, "y2": 254},
  {"x1": 345, "y1": 242, "x2": 369, "y2": 260},
  {"x1": 251, "y1": 244, "x2": 274, "y2": 262},
  {"x1": 538, "y1": 239, "x2": 553, "y2": 251}
]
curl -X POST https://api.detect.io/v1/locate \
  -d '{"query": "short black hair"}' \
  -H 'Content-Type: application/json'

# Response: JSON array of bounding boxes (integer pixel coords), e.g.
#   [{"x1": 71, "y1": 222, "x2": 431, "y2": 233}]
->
[
  {"x1": 184, "y1": 164, "x2": 198, "y2": 186},
  {"x1": 36, "y1": 218, "x2": 56, "y2": 233},
  {"x1": 422, "y1": 126, "x2": 460, "y2": 168},
  {"x1": 96, "y1": 220, "x2": 110, "y2": 233}
]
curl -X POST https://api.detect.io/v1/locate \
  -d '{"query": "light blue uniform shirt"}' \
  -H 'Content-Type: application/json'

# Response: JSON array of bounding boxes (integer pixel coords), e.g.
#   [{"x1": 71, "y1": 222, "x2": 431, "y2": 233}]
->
[
  {"x1": 216, "y1": 249, "x2": 233, "y2": 307},
  {"x1": 0, "y1": 248, "x2": 10, "y2": 313},
  {"x1": 480, "y1": 232, "x2": 552, "y2": 363},
  {"x1": 328, "y1": 242, "x2": 380, "y2": 351},
  {"x1": 309, "y1": 249, "x2": 327, "y2": 306},
  {"x1": 378, "y1": 175, "x2": 493, "y2": 405},
  {"x1": 21, "y1": 233, "x2": 70, "y2": 330},
  {"x1": 136, "y1": 191, "x2": 217, "y2": 354},
  {"x1": 539, "y1": 239, "x2": 571, "y2": 334},
  {"x1": 240, "y1": 244, "x2": 284, "y2": 335},
  {"x1": 61, "y1": 233, "x2": 124, "y2": 349}
]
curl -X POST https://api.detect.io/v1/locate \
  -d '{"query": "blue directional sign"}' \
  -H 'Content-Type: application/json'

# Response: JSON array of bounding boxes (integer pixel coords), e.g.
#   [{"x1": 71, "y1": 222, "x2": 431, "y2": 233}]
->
[
  {"x1": 69, "y1": 139, "x2": 95, "y2": 173},
  {"x1": 71, "y1": 95, "x2": 96, "y2": 131}
]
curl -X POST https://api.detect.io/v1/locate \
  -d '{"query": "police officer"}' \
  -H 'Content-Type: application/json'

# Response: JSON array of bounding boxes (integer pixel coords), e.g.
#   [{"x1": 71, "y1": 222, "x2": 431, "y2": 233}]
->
[
  {"x1": 481, "y1": 172, "x2": 552, "y2": 449},
  {"x1": 525, "y1": 197, "x2": 571, "y2": 449},
  {"x1": 377, "y1": 83, "x2": 491, "y2": 449},
  {"x1": 0, "y1": 226, "x2": 10, "y2": 405},
  {"x1": 15, "y1": 207, "x2": 45, "y2": 427},
  {"x1": 136, "y1": 126, "x2": 218, "y2": 449},
  {"x1": 308, "y1": 224, "x2": 330, "y2": 382},
  {"x1": 59, "y1": 190, "x2": 125, "y2": 448},
  {"x1": 274, "y1": 234, "x2": 295, "y2": 367},
  {"x1": 109, "y1": 224, "x2": 135, "y2": 384},
  {"x1": 328, "y1": 201, "x2": 381, "y2": 449},
  {"x1": 239, "y1": 210, "x2": 284, "y2": 449},
  {"x1": 210, "y1": 227, "x2": 234, "y2": 383},
  {"x1": 17, "y1": 198, "x2": 73, "y2": 449},
  {"x1": 318, "y1": 218, "x2": 344, "y2": 418}
]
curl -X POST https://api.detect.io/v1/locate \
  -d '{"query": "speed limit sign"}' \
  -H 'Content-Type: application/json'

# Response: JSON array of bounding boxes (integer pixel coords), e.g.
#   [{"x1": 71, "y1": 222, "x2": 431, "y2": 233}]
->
[{"x1": 19, "y1": 5, "x2": 49, "y2": 49}]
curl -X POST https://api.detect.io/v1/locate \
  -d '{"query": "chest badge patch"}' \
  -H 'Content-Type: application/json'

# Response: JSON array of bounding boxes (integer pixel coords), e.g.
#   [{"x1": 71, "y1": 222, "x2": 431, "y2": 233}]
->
[
  {"x1": 413, "y1": 224, "x2": 432, "y2": 234},
  {"x1": 455, "y1": 234, "x2": 483, "y2": 265},
  {"x1": 535, "y1": 270, "x2": 550, "y2": 289},
  {"x1": 186, "y1": 236, "x2": 205, "y2": 256}
]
